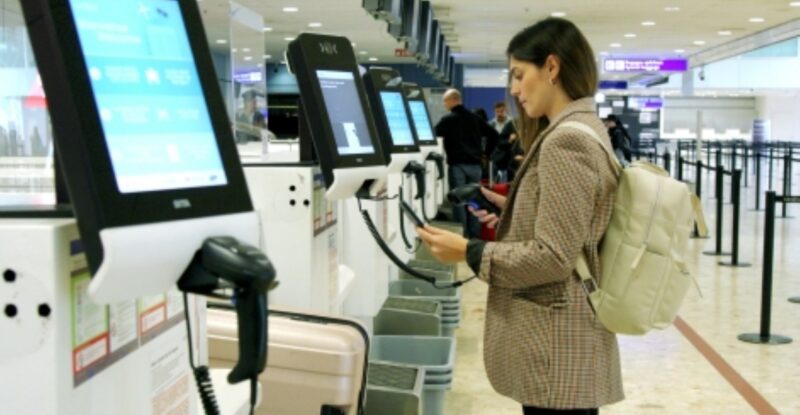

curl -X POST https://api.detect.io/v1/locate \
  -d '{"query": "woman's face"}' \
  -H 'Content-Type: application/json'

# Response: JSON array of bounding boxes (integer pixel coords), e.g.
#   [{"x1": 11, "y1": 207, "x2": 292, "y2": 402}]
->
[{"x1": 508, "y1": 56, "x2": 553, "y2": 119}]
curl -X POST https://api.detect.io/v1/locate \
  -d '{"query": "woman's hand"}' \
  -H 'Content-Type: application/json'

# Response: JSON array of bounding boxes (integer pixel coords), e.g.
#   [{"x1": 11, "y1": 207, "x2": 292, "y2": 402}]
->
[
  {"x1": 416, "y1": 225, "x2": 468, "y2": 264},
  {"x1": 481, "y1": 187, "x2": 507, "y2": 209},
  {"x1": 468, "y1": 207, "x2": 500, "y2": 229},
  {"x1": 467, "y1": 187, "x2": 506, "y2": 229}
]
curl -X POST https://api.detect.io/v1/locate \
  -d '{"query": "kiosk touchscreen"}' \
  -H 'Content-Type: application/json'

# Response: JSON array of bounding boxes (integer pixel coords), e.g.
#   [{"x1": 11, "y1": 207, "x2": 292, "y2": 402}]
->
[
  {"x1": 403, "y1": 83, "x2": 438, "y2": 147},
  {"x1": 21, "y1": 0, "x2": 258, "y2": 303},
  {"x1": 287, "y1": 33, "x2": 388, "y2": 200},
  {"x1": 362, "y1": 67, "x2": 422, "y2": 174}
]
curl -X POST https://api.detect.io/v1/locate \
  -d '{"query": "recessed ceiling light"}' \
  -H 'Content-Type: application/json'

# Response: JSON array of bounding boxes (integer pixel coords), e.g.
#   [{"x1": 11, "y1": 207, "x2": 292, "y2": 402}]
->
[
  {"x1": 244, "y1": 56, "x2": 252, "y2": 61},
  {"x1": 232, "y1": 48, "x2": 238, "y2": 53},
  {"x1": 599, "y1": 51, "x2": 609, "y2": 55},
  {"x1": 551, "y1": 12, "x2": 567, "y2": 17},
  {"x1": 308, "y1": 22, "x2": 322, "y2": 28},
  {"x1": 352, "y1": 42, "x2": 357, "y2": 47},
  {"x1": 258, "y1": 63, "x2": 263, "y2": 68},
  {"x1": 359, "y1": 51, "x2": 368, "y2": 55},
  {"x1": 674, "y1": 49, "x2": 685, "y2": 53},
  {"x1": 624, "y1": 33, "x2": 637, "y2": 38},
  {"x1": 215, "y1": 39, "x2": 227, "y2": 44},
  {"x1": 641, "y1": 21, "x2": 656, "y2": 26},
  {"x1": 262, "y1": 27, "x2": 273, "y2": 32},
  {"x1": 242, "y1": 48, "x2": 251, "y2": 53},
  {"x1": 282, "y1": 6, "x2": 299, "y2": 13},
  {"x1": 718, "y1": 30, "x2": 732, "y2": 36},
  {"x1": 664, "y1": 6, "x2": 680, "y2": 12},
  {"x1": 749, "y1": 17, "x2": 765, "y2": 23},
  {"x1": 502, "y1": 69, "x2": 509, "y2": 73},
  {"x1": 368, "y1": 57, "x2": 379, "y2": 62},
  {"x1": 264, "y1": 54, "x2": 271, "y2": 59},
  {"x1": 791, "y1": 2, "x2": 800, "y2": 7},
  {"x1": 284, "y1": 37, "x2": 295, "y2": 41},
  {"x1": 693, "y1": 40, "x2": 706, "y2": 45},
  {"x1": 610, "y1": 43, "x2": 622, "y2": 48}
]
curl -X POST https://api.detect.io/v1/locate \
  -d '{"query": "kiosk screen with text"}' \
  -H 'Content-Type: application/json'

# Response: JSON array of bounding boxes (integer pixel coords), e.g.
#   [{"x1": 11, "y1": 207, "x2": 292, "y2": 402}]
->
[
  {"x1": 69, "y1": 0, "x2": 228, "y2": 193},
  {"x1": 379, "y1": 91, "x2": 416, "y2": 147},
  {"x1": 408, "y1": 101, "x2": 435, "y2": 143},
  {"x1": 316, "y1": 70, "x2": 375, "y2": 155}
]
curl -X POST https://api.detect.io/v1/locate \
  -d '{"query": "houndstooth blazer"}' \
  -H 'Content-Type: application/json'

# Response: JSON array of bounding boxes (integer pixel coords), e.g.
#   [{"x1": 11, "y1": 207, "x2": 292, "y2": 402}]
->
[{"x1": 477, "y1": 97, "x2": 624, "y2": 409}]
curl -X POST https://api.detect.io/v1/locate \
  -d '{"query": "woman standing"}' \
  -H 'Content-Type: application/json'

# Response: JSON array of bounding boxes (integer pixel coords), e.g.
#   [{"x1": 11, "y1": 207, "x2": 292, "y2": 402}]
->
[{"x1": 417, "y1": 18, "x2": 623, "y2": 415}]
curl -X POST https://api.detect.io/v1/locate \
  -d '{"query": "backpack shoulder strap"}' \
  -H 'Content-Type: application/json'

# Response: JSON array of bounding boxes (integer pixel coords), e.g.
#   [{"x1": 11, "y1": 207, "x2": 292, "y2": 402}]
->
[{"x1": 558, "y1": 121, "x2": 623, "y2": 174}]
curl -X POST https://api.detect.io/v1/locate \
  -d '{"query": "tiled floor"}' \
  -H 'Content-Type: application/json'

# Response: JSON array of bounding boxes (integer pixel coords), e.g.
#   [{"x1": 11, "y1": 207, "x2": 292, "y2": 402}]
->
[{"x1": 443, "y1": 167, "x2": 800, "y2": 415}]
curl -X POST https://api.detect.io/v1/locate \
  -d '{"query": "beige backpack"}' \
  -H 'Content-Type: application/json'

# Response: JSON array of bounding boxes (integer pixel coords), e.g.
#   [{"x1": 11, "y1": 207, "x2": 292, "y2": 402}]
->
[{"x1": 560, "y1": 121, "x2": 705, "y2": 335}]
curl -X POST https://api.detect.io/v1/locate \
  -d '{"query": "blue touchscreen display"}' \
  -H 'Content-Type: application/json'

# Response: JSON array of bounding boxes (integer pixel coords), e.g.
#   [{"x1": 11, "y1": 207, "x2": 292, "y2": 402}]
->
[
  {"x1": 69, "y1": 0, "x2": 228, "y2": 193},
  {"x1": 379, "y1": 91, "x2": 416, "y2": 147},
  {"x1": 316, "y1": 70, "x2": 375, "y2": 155},
  {"x1": 408, "y1": 100, "x2": 435, "y2": 144}
]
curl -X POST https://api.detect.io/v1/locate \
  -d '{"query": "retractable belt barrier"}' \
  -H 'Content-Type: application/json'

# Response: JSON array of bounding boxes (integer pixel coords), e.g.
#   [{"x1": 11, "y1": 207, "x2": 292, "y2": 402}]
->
[{"x1": 738, "y1": 191, "x2": 799, "y2": 345}]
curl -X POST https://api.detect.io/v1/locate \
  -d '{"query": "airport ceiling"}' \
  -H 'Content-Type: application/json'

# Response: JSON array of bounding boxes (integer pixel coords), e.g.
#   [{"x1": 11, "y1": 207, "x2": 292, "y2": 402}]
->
[{"x1": 197, "y1": 0, "x2": 800, "y2": 69}]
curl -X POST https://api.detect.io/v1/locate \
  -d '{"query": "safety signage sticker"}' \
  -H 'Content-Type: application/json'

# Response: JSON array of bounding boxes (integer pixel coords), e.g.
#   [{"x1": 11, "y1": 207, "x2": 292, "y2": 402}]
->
[{"x1": 69, "y1": 240, "x2": 186, "y2": 387}]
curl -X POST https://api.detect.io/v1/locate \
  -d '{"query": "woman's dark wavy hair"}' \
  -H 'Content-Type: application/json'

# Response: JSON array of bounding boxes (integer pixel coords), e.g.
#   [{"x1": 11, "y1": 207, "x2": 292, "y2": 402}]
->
[{"x1": 506, "y1": 18, "x2": 598, "y2": 151}]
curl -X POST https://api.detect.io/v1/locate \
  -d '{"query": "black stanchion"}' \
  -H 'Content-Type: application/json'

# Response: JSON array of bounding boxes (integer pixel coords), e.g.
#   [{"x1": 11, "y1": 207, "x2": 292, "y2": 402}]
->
[
  {"x1": 691, "y1": 160, "x2": 709, "y2": 239},
  {"x1": 715, "y1": 149, "x2": 723, "y2": 199},
  {"x1": 779, "y1": 154, "x2": 794, "y2": 219},
  {"x1": 719, "y1": 170, "x2": 750, "y2": 268},
  {"x1": 743, "y1": 146, "x2": 749, "y2": 188},
  {"x1": 663, "y1": 152, "x2": 671, "y2": 174},
  {"x1": 703, "y1": 164, "x2": 729, "y2": 255},
  {"x1": 768, "y1": 147, "x2": 774, "y2": 191},
  {"x1": 752, "y1": 152, "x2": 762, "y2": 211},
  {"x1": 738, "y1": 191, "x2": 792, "y2": 345}
]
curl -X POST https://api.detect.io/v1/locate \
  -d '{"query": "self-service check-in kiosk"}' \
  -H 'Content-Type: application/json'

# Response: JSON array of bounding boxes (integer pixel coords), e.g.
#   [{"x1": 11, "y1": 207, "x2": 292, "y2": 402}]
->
[
  {"x1": 7, "y1": 0, "x2": 274, "y2": 414},
  {"x1": 209, "y1": 33, "x2": 383, "y2": 415},
  {"x1": 360, "y1": 67, "x2": 427, "y2": 279},
  {"x1": 403, "y1": 83, "x2": 447, "y2": 222}
]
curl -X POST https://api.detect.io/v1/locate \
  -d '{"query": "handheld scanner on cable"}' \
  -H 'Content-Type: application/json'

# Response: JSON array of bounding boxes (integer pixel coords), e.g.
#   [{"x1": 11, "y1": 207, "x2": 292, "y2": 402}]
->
[
  {"x1": 447, "y1": 183, "x2": 501, "y2": 215},
  {"x1": 426, "y1": 152, "x2": 445, "y2": 180},
  {"x1": 400, "y1": 199, "x2": 426, "y2": 228},
  {"x1": 403, "y1": 161, "x2": 426, "y2": 200},
  {"x1": 178, "y1": 237, "x2": 276, "y2": 384}
]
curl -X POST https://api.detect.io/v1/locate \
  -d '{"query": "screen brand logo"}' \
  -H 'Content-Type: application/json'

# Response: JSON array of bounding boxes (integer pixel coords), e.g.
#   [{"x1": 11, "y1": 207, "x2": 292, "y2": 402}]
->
[
  {"x1": 319, "y1": 42, "x2": 338, "y2": 55},
  {"x1": 173, "y1": 199, "x2": 192, "y2": 209}
]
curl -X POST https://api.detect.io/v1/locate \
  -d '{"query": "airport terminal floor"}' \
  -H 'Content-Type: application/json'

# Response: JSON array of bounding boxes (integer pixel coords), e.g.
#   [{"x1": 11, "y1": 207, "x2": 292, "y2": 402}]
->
[{"x1": 444, "y1": 171, "x2": 800, "y2": 415}]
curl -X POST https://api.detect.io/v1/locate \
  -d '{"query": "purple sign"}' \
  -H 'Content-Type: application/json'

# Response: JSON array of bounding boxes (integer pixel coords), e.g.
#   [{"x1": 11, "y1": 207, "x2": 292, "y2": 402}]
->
[
  {"x1": 633, "y1": 97, "x2": 663, "y2": 109},
  {"x1": 603, "y1": 58, "x2": 688, "y2": 73},
  {"x1": 233, "y1": 71, "x2": 263, "y2": 83},
  {"x1": 599, "y1": 80, "x2": 629, "y2": 90}
]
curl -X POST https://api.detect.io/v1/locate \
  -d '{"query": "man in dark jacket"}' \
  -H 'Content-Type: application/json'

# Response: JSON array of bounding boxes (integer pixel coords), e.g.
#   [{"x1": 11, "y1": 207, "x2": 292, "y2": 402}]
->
[{"x1": 435, "y1": 89, "x2": 500, "y2": 238}]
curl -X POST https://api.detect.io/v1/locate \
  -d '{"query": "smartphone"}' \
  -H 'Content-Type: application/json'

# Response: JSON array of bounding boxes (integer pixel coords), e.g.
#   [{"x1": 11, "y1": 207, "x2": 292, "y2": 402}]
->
[{"x1": 400, "y1": 200, "x2": 426, "y2": 228}]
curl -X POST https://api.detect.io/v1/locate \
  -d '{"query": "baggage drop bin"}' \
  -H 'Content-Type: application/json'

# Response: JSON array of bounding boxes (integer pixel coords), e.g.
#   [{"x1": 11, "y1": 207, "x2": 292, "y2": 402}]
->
[
  {"x1": 364, "y1": 362, "x2": 425, "y2": 415},
  {"x1": 369, "y1": 336, "x2": 455, "y2": 382}
]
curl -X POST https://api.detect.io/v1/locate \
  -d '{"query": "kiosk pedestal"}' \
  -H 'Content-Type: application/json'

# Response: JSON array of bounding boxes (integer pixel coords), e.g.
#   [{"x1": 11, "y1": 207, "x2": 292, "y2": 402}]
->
[
  {"x1": 0, "y1": 219, "x2": 206, "y2": 415},
  {"x1": 244, "y1": 165, "x2": 355, "y2": 314}
]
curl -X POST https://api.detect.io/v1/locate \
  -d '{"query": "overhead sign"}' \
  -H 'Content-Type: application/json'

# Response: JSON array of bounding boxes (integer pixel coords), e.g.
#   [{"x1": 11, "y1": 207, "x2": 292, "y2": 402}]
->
[
  {"x1": 233, "y1": 71, "x2": 263, "y2": 83},
  {"x1": 630, "y1": 97, "x2": 664, "y2": 110},
  {"x1": 598, "y1": 80, "x2": 628, "y2": 90},
  {"x1": 603, "y1": 58, "x2": 688, "y2": 73}
]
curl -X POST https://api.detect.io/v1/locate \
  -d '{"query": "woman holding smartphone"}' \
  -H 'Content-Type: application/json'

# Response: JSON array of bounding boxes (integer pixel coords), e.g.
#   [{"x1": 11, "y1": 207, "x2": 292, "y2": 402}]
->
[{"x1": 417, "y1": 18, "x2": 623, "y2": 415}]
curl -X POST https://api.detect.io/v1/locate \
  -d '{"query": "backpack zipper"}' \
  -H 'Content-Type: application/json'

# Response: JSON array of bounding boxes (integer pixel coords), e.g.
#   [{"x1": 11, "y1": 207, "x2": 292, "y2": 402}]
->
[{"x1": 631, "y1": 175, "x2": 663, "y2": 270}]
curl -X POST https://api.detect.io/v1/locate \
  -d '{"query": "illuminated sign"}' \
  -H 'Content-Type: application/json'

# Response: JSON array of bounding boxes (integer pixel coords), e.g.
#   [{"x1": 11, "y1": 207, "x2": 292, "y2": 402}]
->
[{"x1": 603, "y1": 58, "x2": 687, "y2": 73}]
